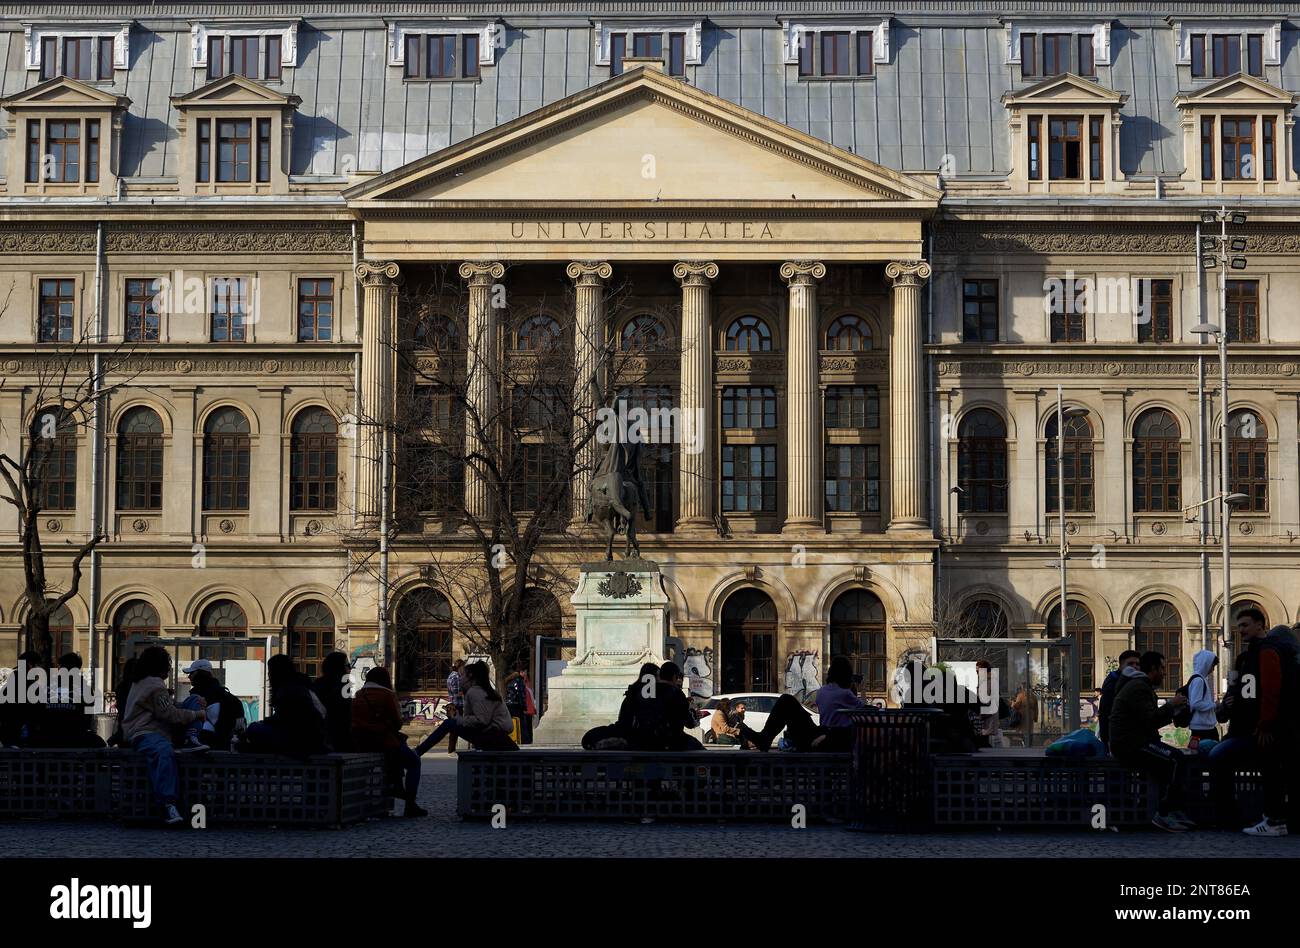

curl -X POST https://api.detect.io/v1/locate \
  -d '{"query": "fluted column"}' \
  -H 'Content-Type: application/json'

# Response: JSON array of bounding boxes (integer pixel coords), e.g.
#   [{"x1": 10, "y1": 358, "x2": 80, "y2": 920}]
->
[
  {"x1": 567, "y1": 261, "x2": 612, "y2": 524},
  {"x1": 673, "y1": 261, "x2": 719, "y2": 531},
  {"x1": 355, "y1": 261, "x2": 400, "y2": 526},
  {"x1": 780, "y1": 261, "x2": 826, "y2": 532},
  {"x1": 885, "y1": 260, "x2": 932, "y2": 532},
  {"x1": 460, "y1": 261, "x2": 506, "y2": 522}
]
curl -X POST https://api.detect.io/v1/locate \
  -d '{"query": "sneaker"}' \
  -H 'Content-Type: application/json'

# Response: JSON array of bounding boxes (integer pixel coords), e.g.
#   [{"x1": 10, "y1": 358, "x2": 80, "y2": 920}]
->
[
  {"x1": 404, "y1": 802, "x2": 429, "y2": 818},
  {"x1": 1152, "y1": 813, "x2": 1188, "y2": 833},
  {"x1": 176, "y1": 741, "x2": 209, "y2": 755},
  {"x1": 1242, "y1": 818, "x2": 1289, "y2": 837},
  {"x1": 1168, "y1": 811, "x2": 1198, "y2": 829},
  {"x1": 164, "y1": 804, "x2": 184, "y2": 826}
]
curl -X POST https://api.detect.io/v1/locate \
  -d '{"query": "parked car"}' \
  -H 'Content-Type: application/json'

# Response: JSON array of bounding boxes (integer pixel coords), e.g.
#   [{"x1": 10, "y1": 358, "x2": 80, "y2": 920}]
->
[{"x1": 688, "y1": 693, "x2": 819, "y2": 746}]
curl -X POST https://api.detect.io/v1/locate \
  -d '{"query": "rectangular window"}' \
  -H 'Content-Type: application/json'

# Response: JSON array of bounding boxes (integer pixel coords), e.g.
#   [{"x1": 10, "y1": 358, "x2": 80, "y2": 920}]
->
[
  {"x1": 216, "y1": 119, "x2": 252, "y2": 183},
  {"x1": 609, "y1": 33, "x2": 627, "y2": 76},
  {"x1": 1263, "y1": 117, "x2": 1276, "y2": 181},
  {"x1": 297, "y1": 278, "x2": 334, "y2": 341},
  {"x1": 856, "y1": 31, "x2": 874, "y2": 76},
  {"x1": 798, "y1": 31, "x2": 814, "y2": 76},
  {"x1": 1078, "y1": 34, "x2": 1095, "y2": 77},
  {"x1": 1137, "y1": 279, "x2": 1173, "y2": 344},
  {"x1": 1088, "y1": 115, "x2": 1103, "y2": 179},
  {"x1": 721, "y1": 444, "x2": 777, "y2": 512},
  {"x1": 1042, "y1": 34, "x2": 1070, "y2": 76},
  {"x1": 41, "y1": 36, "x2": 57, "y2": 81},
  {"x1": 821, "y1": 32, "x2": 850, "y2": 76},
  {"x1": 39, "y1": 279, "x2": 76, "y2": 343},
  {"x1": 824, "y1": 386, "x2": 880, "y2": 430},
  {"x1": 85, "y1": 119, "x2": 99, "y2": 184},
  {"x1": 1048, "y1": 115, "x2": 1083, "y2": 180},
  {"x1": 207, "y1": 36, "x2": 224, "y2": 80},
  {"x1": 197, "y1": 118, "x2": 211, "y2": 183},
  {"x1": 1020, "y1": 33, "x2": 1037, "y2": 77},
  {"x1": 25, "y1": 120, "x2": 40, "y2": 183},
  {"x1": 1027, "y1": 116, "x2": 1042, "y2": 180},
  {"x1": 98, "y1": 36, "x2": 115, "y2": 81},
  {"x1": 825, "y1": 444, "x2": 881, "y2": 513},
  {"x1": 125, "y1": 278, "x2": 161, "y2": 342},
  {"x1": 265, "y1": 35, "x2": 282, "y2": 80},
  {"x1": 210, "y1": 278, "x2": 248, "y2": 342},
  {"x1": 47, "y1": 120, "x2": 81, "y2": 183},
  {"x1": 962, "y1": 280, "x2": 999, "y2": 343},
  {"x1": 1247, "y1": 34, "x2": 1263, "y2": 76},
  {"x1": 1212, "y1": 33, "x2": 1240, "y2": 77},
  {"x1": 668, "y1": 33, "x2": 686, "y2": 77},
  {"x1": 721, "y1": 387, "x2": 777, "y2": 429},
  {"x1": 462, "y1": 34, "x2": 480, "y2": 78},
  {"x1": 1200, "y1": 116, "x2": 1215, "y2": 180},
  {"x1": 256, "y1": 118, "x2": 271, "y2": 183},
  {"x1": 426, "y1": 35, "x2": 455, "y2": 78},
  {"x1": 62, "y1": 37, "x2": 93, "y2": 80},
  {"x1": 633, "y1": 33, "x2": 662, "y2": 58},
  {"x1": 511, "y1": 444, "x2": 566, "y2": 513},
  {"x1": 1221, "y1": 116, "x2": 1254, "y2": 181},
  {"x1": 1224, "y1": 281, "x2": 1259, "y2": 343},
  {"x1": 404, "y1": 34, "x2": 422, "y2": 78},
  {"x1": 231, "y1": 36, "x2": 259, "y2": 78},
  {"x1": 1191, "y1": 34, "x2": 1206, "y2": 78},
  {"x1": 1050, "y1": 278, "x2": 1086, "y2": 342}
]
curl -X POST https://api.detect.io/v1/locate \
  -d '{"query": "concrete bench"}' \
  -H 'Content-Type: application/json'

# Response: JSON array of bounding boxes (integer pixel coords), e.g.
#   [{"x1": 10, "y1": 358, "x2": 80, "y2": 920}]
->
[{"x1": 0, "y1": 749, "x2": 387, "y2": 827}]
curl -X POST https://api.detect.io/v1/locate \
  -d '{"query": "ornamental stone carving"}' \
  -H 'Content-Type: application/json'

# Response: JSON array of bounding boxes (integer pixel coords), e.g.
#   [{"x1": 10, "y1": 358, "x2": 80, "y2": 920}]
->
[
  {"x1": 219, "y1": 519, "x2": 235, "y2": 534},
  {"x1": 458, "y1": 261, "x2": 505, "y2": 285},
  {"x1": 779, "y1": 260, "x2": 827, "y2": 285},
  {"x1": 356, "y1": 261, "x2": 402, "y2": 285},
  {"x1": 884, "y1": 260, "x2": 932, "y2": 286},
  {"x1": 565, "y1": 261, "x2": 613, "y2": 285},
  {"x1": 46, "y1": 519, "x2": 62, "y2": 533},
  {"x1": 132, "y1": 518, "x2": 150, "y2": 533},
  {"x1": 672, "y1": 261, "x2": 720, "y2": 285}
]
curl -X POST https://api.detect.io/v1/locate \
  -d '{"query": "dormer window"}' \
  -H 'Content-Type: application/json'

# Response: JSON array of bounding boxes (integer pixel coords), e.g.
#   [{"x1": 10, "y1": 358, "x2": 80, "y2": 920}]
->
[
  {"x1": 1189, "y1": 33, "x2": 1265, "y2": 78},
  {"x1": 1019, "y1": 32, "x2": 1095, "y2": 78},
  {"x1": 403, "y1": 33, "x2": 480, "y2": 80},
  {"x1": 782, "y1": 20, "x2": 887, "y2": 80},
  {"x1": 26, "y1": 24, "x2": 129, "y2": 82},
  {"x1": 1175, "y1": 75, "x2": 1296, "y2": 194},
  {"x1": 191, "y1": 21, "x2": 297, "y2": 80},
  {"x1": 1003, "y1": 74, "x2": 1126, "y2": 194},
  {"x1": 26, "y1": 118, "x2": 100, "y2": 183},
  {"x1": 1, "y1": 76, "x2": 127, "y2": 196},
  {"x1": 596, "y1": 20, "x2": 702, "y2": 77},
  {"x1": 171, "y1": 74, "x2": 298, "y2": 195}
]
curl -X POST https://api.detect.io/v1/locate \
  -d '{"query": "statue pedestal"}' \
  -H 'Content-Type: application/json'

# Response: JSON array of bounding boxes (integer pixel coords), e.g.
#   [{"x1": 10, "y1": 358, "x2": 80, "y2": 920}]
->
[{"x1": 532, "y1": 559, "x2": 669, "y2": 746}]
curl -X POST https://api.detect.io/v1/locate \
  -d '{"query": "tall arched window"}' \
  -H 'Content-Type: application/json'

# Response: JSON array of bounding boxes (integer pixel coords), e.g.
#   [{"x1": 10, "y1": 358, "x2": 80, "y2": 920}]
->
[
  {"x1": 1227, "y1": 409, "x2": 1268, "y2": 512},
  {"x1": 46, "y1": 603, "x2": 75, "y2": 660},
  {"x1": 30, "y1": 407, "x2": 77, "y2": 511},
  {"x1": 202, "y1": 407, "x2": 251, "y2": 511},
  {"x1": 958, "y1": 410, "x2": 1008, "y2": 513},
  {"x1": 830, "y1": 589, "x2": 886, "y2": 692},
  {"x1": 619, "y1": 315, "x2": 668, "y2": 351},
  {"x1": 725, "y1": 315, "x2": 773, "y2": 352},
  {"x1": 1134, "y1": 600, "x2": 1182, "y2": 683},
  {"x1": 395, "y1": 588, "x2": 452, "y2": 692},
  {"x1": 825, "y1": 314, "x2": 872, "y2": 351},
  {"x1": 413, "y1": 313, "x2": 461, "y2": 351},
  {"x1": 720, "y1": 588, "x2": 777, "y2": 693},
  {"x1": 1046, "y1": 600, "x2": 1096, "y2": 690},
  {"x1": 1045, "y1": 412, "x2": 1094, "y2": 512},
  {"x1": 1132, "y1": 409, "x2": 1181, "y2": 512},
  {"x1": 287, "y1": 600, "x2": 335, "y2": 679},
  {"x1": 198, "y1": 599, "x2": 248, "y2": 661},
  {"x1": 515, "y1": 314, "x2": 563, "y2": 351},
  {"x1": 290, "y1": 408, "x2": 338, "y2": 511},
  {"x1": 116, "y1": 407, "x2": 164, "y2": 511},
  {"x1": 961, "y1": 599, "x2": 1009, "y2": 637},
  {"x1": 112, "y1": 600, "x2": 158, "y2": 690}
]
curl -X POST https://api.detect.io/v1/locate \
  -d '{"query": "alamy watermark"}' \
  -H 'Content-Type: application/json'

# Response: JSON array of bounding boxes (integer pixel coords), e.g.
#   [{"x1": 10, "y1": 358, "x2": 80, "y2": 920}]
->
[
  {"x1": 0, "y1": 661, "x2": 100, "y2": 707},
  {"x1": 594, "y1": 401, "x2": 706, "y2": 455},
  {"x1": 1043, "y1": 271, "x2": 1157, "y2": 325},
  {"x1": 889, "y1": 660, "x2": 1000, "y2": 713}
]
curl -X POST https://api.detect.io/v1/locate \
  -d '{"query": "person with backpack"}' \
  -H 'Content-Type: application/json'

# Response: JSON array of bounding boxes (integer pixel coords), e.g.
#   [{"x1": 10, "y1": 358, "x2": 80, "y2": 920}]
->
[
  {"x1": 415, "y1": 662, "x2": 518, "y2": 753},
  {"x1": 181, "y1": 661, "x2": 246, "y2": 751},
  {"x1": 1097, "y1": 649, "x2": 1140, "y2": 750},
  {"x1": 1180, "y1": 649, "x2": 1219, "y2": 746},
  {"x1": 505, "y1": 669, "x2": 533, "y2": 745},
  {"x1": 239, "y1": 655, "x2": 327, "y2": 757}
]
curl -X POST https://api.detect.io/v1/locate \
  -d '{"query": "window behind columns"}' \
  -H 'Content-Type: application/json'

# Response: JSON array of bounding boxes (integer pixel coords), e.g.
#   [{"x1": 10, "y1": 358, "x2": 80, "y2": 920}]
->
[
  {"x1": 721, "y1": 384, "x2": 778, "y2": 514},
  {"x1": 825, "y1": 314, "x2": 873, "y2": 351},
  {"x1": 618, "y1": 385, "x2": 675, "y2": 533},
  {"x1": 724, "y1": 314, "x2": 774, "y2": 352},
  {"x1": 957, "y1": 409, "x2": 1008, "y2": 514},
  {"x1": 824, "y1": 386, "x2": 881, "y2": 514}
]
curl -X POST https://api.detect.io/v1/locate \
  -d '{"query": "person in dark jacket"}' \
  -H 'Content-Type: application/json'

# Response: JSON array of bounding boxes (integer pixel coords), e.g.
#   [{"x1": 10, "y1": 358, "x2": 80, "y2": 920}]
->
[
  {"x1": 1097, "y1": 649, "x2": 1140, "y2": 748},
  {"x1": 627, "y1": 662, "x2": 703, "y2": 751},
  {"x1": 505, "y1": 670, "x2": 533, "y2": 745},
  {"x1": 186, "y1": 668, "x2": 246, "y2": 751},
  {"x1": 240, "y1": 655, "x2": 327, "y2": 757},
  {"x1": 351, "y1": 666, "x2": 425, "y2": 818},
  {"x1": 581, "y1": 662, "x2": 659, "y2": 749},
  {"x1": 0, "y1": 651, "x2": 46, "y2": 747},
  {"x1": 1108, "y1": 650, "x2": 1191, "y2": 831},
  {"x1": 29, "y1": 653, "x2": 104, "y2": 748},
  {"x1": 312, "y1": 651, "x2": 354, "y2": 752}
]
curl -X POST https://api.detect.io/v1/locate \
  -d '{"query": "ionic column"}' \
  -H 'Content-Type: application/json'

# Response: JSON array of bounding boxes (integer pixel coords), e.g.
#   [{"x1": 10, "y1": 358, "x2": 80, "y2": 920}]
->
[
  {"x1": 780, "y1": 261, "x2": 826, "y2": 532},
  {"x1": 673, "y1": 261, "x2": 719, "y2": 531},
  {"x1": 355, "y1": 261, "x2": 400, "y2": 526},
  {"x1": 885, "y1": 260, "x2": 932, "y2": 532},
  {"x1": 567, "y1": 261, "x2": 613, "y2": 524},
  {"x1": 459, "y1": 261, "x2": 506, "y2": 522}
]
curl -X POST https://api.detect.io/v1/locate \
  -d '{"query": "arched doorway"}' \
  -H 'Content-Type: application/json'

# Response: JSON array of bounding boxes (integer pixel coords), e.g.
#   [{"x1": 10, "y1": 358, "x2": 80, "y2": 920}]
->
[
  {"x1": 720, "y1": 589, "x2": 777, "y2": 693},
  {"x1": 394, "y1": 588, "x2": 453, "y2": 693},
  {"x1": 829, "y1": 589, "x2": 886, "y2": 694}
]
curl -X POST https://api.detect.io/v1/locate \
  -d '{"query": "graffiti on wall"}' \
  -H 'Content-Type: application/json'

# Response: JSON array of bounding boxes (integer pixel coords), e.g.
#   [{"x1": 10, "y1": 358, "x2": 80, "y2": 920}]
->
[
  {"x1": 401, "y1": 694, "x2": 450, "y2": 725},
  {"x1": 784, "y1": 650, "x2": 820, "y2": 703},
  {"x1": 681, "y1": 647, "x2": 714, "y2": 699}
]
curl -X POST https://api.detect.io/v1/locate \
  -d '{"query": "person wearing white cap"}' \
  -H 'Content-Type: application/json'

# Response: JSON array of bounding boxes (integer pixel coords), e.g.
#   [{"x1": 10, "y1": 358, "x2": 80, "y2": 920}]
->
[{"x1": 179, "y1": 659, "x2": 245, "y2": 751}]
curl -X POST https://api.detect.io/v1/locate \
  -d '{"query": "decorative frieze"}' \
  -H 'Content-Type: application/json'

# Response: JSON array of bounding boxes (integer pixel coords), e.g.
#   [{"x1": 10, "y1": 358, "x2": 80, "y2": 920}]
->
[
  {"x1": 0, "y1": 224, "x2": 352, "y2": 256},
  {"x1": 932, "y1": 223, "x2": 1300, "y2": 256},
  {"x1": 0, "y1": 355, "x2": 356, "y2": 376},
  {"x1": 937, "y1": 359, "x2": 1300, "y2": 379}
]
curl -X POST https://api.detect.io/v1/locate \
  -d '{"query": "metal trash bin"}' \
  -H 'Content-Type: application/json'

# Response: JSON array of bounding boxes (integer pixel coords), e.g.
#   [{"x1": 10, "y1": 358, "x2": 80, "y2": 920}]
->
[{"x1": 844, "y1": 707, "x2": 941, "y2": 832}]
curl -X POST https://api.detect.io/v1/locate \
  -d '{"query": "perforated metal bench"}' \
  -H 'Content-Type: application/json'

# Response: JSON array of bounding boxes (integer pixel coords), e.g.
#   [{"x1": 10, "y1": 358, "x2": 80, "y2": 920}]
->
[{"x1": 0, "y1": 749, "x2": 386, "y2": 826}]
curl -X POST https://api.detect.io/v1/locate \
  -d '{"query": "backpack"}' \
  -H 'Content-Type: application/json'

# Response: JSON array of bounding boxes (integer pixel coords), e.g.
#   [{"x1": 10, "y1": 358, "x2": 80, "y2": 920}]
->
[
  {"x1": 506, "y1": 677, "x2": 527, "y2": 708},
  {"x1": 1172, "y1": 675, "x2": 1203, "y2": 729}
]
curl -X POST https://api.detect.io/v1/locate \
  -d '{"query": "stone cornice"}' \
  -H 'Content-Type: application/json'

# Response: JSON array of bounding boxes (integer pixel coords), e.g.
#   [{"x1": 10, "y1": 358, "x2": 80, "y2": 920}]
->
[
  {"x1": 0, "y1": 353, "x2": 357, "y2": 376},
  {"x1": 933, "y1": 221, "x2": 1300, "y2": 255},
  {"x1": 0, "y1": 222, "x2": 353, "y2": 255},
  {"x1": 936, "y1": 357, "x2": 1300, "y2": 379}
]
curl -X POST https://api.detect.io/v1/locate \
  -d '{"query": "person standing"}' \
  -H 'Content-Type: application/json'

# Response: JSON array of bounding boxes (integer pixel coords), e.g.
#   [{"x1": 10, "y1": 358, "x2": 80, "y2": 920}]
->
[
  {"x1": 1185, "y1": 649, "x2": 1220, "y2": 745},
  {"x1": 444, "y1": 659, "x2": 465, "y2": 754},
  {"x1": 505, "y1": 670, "x2": 533, "y2": 745},
  {"x1": 1097, "y1": 649, "x2": 1141, "y2": 750},
  {"x1": 1108, "y1": 651, "x2": 1193, "y2": 832}
]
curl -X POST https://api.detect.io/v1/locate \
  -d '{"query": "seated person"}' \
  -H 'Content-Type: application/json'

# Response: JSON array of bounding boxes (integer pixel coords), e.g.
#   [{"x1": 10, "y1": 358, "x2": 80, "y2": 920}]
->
[
  {"x1": 740, "y1": 657, "x2": 865, "y2": 752},
  {"x1": 240, "y1": 655, "x2": 327, "y2": 757},
  {"x1": 582, "y1": 663, "x2": 659, "y2": 750},
  {"x1": 29, "y1": 653, "x2": 104, "y2": 748},
  {"x1": 415, "y1": 662, "x2": 518, "y2": 754},
  {"x1": 180, "y1": 661, "x2": 246, "y2": 751},
  {"x1": 710, "y1": 697, "x2": 743, "y2": 745},
  {"x1": 625, "y1": 662, "x2": 703, "y2": 751},
  {"x1": 351, "y1": 666, "x2": 425, "y2": 818}
]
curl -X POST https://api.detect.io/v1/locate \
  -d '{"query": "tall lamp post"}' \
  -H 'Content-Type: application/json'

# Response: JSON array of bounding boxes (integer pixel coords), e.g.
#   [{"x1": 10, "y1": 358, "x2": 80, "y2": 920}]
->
[{"x1": 1193, "y1": 205, "x2": 1248, "y2": 677}]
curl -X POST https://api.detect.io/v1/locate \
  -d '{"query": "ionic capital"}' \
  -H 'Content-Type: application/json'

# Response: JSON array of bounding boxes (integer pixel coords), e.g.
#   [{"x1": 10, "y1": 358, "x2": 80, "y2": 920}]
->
[
  {"x1": 459, "y1": 261, "x2": 506, "y2": 286},
  {"x1": 779, "y1": 261, "x2": 827, "y2": 286},
  {"x1": 355, "y1": 261, "x2": 401, "y2": 286},
  {"x1": 673, "y1": 261, "x2": 720, "y2": 286},
  {"x1": 885, "y1": 260, "x2": 933, "y2": 287},
  {"x1": 566, "y1": 261, "x2": 613, "y2": 286}
]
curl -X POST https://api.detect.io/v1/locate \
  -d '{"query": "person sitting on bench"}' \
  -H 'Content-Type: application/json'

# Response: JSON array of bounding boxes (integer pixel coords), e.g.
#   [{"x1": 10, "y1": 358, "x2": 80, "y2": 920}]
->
[
  {"x1": 582, "y1": 662, "x2": 659, "y2": 749},
  {"x1": 740, "y1": 657, "x2": 865, "y2": 752},
  {"x1": 416, "y1": 662, "x2": 519, "y2": 754}
]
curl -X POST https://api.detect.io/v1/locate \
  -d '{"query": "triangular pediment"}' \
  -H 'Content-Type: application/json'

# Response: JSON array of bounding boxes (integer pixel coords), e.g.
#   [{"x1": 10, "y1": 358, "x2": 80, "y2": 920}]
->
[
  {"x1": 170, "y1": 74, "x2": 300, "y2": 109},
  {"x1": 346, "y1": 66, "x2": 941, "y2": 207},
  {"x1": 1003, "y1": 73, "x2": 1127, "y2": 108},
  {"x1": 1175, "y1": 73, "x2": 1297, "y2": 109},
  {"x1": 0, "y1": 76, "x2": 129, "y2": 111}
]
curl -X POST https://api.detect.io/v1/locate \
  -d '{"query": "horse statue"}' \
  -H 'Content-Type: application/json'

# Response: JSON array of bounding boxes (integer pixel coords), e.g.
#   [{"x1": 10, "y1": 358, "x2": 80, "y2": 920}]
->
[{"x1": 587, "y1": 431, "x2": 653, "y2": 561}]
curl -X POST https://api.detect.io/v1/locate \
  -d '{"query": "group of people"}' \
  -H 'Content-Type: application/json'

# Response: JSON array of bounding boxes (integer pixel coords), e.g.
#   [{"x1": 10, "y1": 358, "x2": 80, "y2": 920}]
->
[{"x1": 1095, "y1": 607, "x2": 1299, "y2": 836}]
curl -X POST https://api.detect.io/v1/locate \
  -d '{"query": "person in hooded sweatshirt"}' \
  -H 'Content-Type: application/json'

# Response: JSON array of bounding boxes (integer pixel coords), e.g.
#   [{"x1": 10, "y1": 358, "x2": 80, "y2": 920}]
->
[
  {"x1": 1186, "y1": 649, "x2": 1220, "y2": 744},
  {"x1": 1107, "y1": 650, "x2": 1192, "y2": 832}
]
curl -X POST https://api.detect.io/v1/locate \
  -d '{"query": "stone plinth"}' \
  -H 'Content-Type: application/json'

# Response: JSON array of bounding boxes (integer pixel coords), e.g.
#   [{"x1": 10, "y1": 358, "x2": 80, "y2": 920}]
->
[{"x1": 532, "y1": 559, "x2": 670, "y2": 746}]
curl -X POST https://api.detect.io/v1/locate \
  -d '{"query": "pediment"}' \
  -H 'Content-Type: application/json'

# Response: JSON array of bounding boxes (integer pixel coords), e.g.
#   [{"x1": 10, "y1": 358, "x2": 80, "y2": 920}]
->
[
  {"x1": 170, "y1": 74, "x2": 300, "y2": 109},
  {"x1": 0, "y1": 76, "x2": 129, "y2": 111},
  {"x1": 346, "y1": 66, "x2": 941, "y2": 207},
  {"x1": 1003, "y1": 73, "x2": 1127, "y2": 108},
  {"x1": 1175, "y1": 74, "x2": 1297, "y2": 109}
]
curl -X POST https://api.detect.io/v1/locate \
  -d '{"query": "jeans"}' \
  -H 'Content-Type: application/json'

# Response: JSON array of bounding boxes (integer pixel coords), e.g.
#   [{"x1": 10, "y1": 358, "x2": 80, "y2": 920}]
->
[
  {"x1": 1210, "y1": 734, "x2": 1292, "y2": 824},
  {"x1": 415, "y1": 718, "x2": 518, "y2": 755},
  {"x1": 1117, "y1": 742, "x2": 1186, "y2": 816},
  {"x1": 742, "y1": 694, "x2": 828, "y2": 751},
  {"x1": 394, "y1": 742, "x2": 421, "y2": 803},
  {"x1": 133, "y1": 732, "x2": 180, "y2": 807}
]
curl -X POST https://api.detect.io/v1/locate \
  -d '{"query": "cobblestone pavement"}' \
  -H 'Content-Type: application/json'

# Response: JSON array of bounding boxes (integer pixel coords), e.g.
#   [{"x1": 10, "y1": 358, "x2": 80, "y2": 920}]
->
[{"x1": 4, "y1": 758, "x2": 1298, "y2": 858}]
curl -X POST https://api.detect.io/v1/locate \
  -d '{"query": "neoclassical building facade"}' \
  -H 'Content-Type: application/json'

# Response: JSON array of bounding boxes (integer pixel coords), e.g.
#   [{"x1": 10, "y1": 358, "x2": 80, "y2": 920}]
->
[{"x1": 2, "y1": 2, "x2": 1298, "y2": 722}]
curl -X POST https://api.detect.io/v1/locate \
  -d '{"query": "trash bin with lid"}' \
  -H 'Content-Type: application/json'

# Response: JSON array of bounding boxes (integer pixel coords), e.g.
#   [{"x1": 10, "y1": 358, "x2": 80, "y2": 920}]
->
[{"x1": 843, "y1": 707, "x2": 941, "y2": 831}]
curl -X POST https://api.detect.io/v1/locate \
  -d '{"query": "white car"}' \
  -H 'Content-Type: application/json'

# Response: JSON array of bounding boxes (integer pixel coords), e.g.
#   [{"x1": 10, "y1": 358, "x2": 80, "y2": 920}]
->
[{"x1": 689, "y1": 693, "x2": 820, "y2": 746}]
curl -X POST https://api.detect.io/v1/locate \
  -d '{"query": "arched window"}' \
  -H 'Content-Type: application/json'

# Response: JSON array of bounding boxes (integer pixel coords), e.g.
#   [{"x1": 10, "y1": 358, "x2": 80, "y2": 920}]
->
[
  {"x1": 111, "y1": 600, "x2": 158, "y2": 690},
  {"x1": 288, "y1": 600, "x2": 335, "y2": 679},
  {"x1": 619, "y1": 315, "x2": 669, "y2": 351},
  {"x1": 958, "y1": 410, "x2": 1008, "y2": 513},
  {"x1": 202, "y1": 407, "x2": 251, "y2": 511},
  {"x1": 1046, "y1": 600, "x2": 1096, "y2": 690},
  {"x1": 825, "y1": 314, "x2": 872, "y2": 351},
  {"x1": 116, "y1": 407, "x2": 164, "y2": 511},
  {"x1": 290, "y1": 408, "x2": 338, "y2": 511},
  {"x1": 395, "y1": 588, "x2": 452, "y2": 692},
  {"x1": 198, "y1": 599, "x2": 248, "y2": 661},
  {"x1": 414, "y1": 313, "x2": 461, "y2": 351},
  {"x1": 1134, "y1": 600, "x2": 1182, "y2": 683},
  {"x1": 961, "y1": 599, "x2": 1009, "y2": 637},
  {"x1": 1227, "y1": 409, "x2": 1268, "y2": 512},
  {"x1": 515, "y1": 314, "x2": 563, "y2": 351},
  {"x1": 1045, "y1": 411, "x2": 1094, "y2": 513},
  {"x1": 30, "y1": 407, "x2": 77, "y2": 511},
  {"x1": 830, "y1": 589, "x2": 886, "y2": 692},
  {"x1": 725, "y1": 315, "x2": 773, "y2": 352},
  {"x1": 1133, "y1": 409, "x2": 1180, "y2": 512},
  {"x1": 45, "y1": 603, "x2": 75, "y2": 660},
  {"x1": 720, "y1": 589, "x2": 777, "y2": 693}
]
